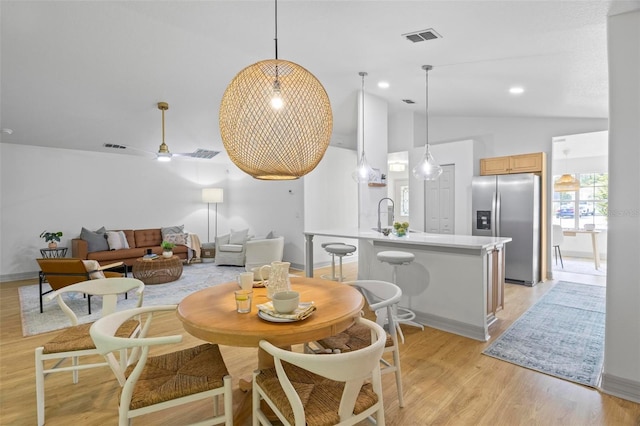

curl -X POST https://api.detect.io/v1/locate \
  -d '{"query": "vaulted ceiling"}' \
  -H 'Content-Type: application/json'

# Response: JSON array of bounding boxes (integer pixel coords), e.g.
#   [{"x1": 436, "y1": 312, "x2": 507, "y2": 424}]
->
[{"x1": 1, "y1": 1, "x2": 638, "y2": 159}]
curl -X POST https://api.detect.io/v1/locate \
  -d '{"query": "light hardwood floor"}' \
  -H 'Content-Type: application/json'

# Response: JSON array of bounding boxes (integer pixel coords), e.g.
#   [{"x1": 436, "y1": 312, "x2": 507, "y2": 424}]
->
[{"x1": 1, "y1": 262, "x2": 639, "y2": 425}]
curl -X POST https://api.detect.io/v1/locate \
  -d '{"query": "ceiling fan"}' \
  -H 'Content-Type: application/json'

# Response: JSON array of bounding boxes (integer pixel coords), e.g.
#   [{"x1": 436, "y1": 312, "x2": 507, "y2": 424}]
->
[{"x1": 103, "y1": 102, "x2": 219, "y2": 161}]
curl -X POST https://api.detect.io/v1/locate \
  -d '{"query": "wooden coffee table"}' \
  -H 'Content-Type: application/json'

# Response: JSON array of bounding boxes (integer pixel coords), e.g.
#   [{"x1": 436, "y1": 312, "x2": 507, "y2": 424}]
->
[{"x1": 132, "y1": 255, "x2": 183, "y2": 284}]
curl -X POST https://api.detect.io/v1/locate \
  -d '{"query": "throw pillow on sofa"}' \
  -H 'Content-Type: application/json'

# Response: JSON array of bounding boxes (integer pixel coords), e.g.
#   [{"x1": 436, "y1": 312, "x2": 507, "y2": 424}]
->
[
  {"x1": 161, "y1": 225, "x2": 184, "y2": 241},
  {"x1": 81, "y1": 260, "x2": 106, "y2": 279},
  {"x1": 80, "y1": 226, "x2": 108, "y2": 253},
  {"x1": 106, "y1": 231, "x2": 130, "y2": 250},
  {"x1": 230, "y1": 228, "x2": 249, "y2": 244},
  {"x1": 164, "y1": 232, "x2": 189, "y2": 245}
]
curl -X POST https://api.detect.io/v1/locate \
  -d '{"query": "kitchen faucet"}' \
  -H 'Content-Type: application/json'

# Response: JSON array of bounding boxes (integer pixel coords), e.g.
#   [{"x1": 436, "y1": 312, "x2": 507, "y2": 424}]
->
[{"x1": 377, "y1": 197, "x2": 395, "y2": 232}]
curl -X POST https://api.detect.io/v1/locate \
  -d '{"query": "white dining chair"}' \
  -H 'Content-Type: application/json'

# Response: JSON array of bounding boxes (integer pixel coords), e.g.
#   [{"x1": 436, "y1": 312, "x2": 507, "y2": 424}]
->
[{"x1": 35, "y1": 277, "x2": 144, "y2": 426}]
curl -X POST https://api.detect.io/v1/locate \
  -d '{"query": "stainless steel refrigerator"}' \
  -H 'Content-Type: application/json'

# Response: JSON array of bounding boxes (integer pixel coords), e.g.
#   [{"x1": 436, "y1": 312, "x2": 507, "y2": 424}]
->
[{"x1": 471, "y1": 173, "x2": 540, "y2": 285}]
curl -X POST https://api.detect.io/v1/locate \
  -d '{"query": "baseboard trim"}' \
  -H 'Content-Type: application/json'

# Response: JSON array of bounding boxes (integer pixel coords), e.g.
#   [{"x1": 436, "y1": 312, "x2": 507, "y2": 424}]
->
[
  {"x1": 0, "y1": 271, "x2": 39, "y2": 283},
  {"x1": 600, "y1": 373, "x2": 640, "y2": 403},
  {"x1": 414, "y1": 311, "x2": 489, "y2": 342}
]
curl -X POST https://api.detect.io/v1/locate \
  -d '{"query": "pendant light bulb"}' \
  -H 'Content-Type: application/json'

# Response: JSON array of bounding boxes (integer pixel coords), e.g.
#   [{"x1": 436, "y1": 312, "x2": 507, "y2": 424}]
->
[
  {"x1": 353, "y1": 151, "x2": 376, "y2": 183},
  {"x1": 353, "y1": 71, "x2": 376, "y2": 183},
  {"x1": 270, "y1": 79, "x2": 284, "y2": 110},
  {"x1": 412, "y1": 65, "x2": 442, "y2": 181},
  {"x1": 413, "y1": 147, "x2": 442, "y2": 180}
]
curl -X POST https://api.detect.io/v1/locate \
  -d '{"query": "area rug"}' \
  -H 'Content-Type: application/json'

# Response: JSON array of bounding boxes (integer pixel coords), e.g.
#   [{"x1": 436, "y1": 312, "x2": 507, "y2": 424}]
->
[
  {"x1": 553, "y1": 256, "x2": 607, "y2": 277},
  {"x1": 19, "y1": 263, "x2": 246, "y2": 336},
  {"x1": 482, "y1": 281, "x2": 606, "y2": 388}
]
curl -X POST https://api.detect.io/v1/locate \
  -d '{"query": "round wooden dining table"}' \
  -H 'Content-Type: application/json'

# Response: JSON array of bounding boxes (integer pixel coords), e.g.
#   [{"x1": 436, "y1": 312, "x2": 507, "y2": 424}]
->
[
  {"x1": 177, "y1": 276, "x2": 364, "y2": 365},
  {"x1": 177, "y1": 276, "x2": 364, "y2": 425}
]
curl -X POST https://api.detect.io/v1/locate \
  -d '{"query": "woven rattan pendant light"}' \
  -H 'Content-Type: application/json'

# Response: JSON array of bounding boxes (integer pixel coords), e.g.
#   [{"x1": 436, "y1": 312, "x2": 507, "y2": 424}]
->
[
  {"x1": 554, "y1": 149, "x2": 579, "y2": 192},
  {"x1": 219, "y1": 0, "x2": 332, "y2": 180}
]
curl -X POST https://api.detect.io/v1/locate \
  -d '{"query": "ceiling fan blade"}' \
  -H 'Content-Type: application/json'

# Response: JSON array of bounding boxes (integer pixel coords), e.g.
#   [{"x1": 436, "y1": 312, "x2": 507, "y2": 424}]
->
[{"x1": 173, "y1": 149, "x2": 220, "y2": 159}]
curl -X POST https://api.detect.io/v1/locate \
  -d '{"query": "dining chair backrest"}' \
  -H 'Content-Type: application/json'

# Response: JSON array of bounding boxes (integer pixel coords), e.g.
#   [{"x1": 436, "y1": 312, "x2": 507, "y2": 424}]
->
[
  {"x1": 90, "y1": 304, "x2": 233, "y2": 426},
  {"x1": 553, "y1": 224, "x2": 564, "y2": 246},
  {"x1": 48, "y1": 277, "x2": 144, "y2": 326},
  {"x1": 255, "y1": 317, "x2": 386, "y2": 425}
]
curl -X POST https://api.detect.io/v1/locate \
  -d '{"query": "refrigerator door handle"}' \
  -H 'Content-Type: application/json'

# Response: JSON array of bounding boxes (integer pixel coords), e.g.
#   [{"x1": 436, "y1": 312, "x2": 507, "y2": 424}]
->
[{"x1": 493, "y1": 191, "x2": 500, "y2": 237}]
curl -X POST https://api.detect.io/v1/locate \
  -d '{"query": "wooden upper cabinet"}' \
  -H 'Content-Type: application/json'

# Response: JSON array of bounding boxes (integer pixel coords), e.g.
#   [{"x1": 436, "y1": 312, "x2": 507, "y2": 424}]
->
[
  {"x1": 480, "y1": 152, "x2": 543, "y2": 175},
  {"x1": 480, "y1": 156, "x2": 511, "y2": 175}
]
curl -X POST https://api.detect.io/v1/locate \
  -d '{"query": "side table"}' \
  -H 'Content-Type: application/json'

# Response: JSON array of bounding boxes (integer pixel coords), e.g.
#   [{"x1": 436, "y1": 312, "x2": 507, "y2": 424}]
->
[
  {"x1": 132, "y1": 255, "x2": 183, "y2": 285},
  {"x1": 39, "y1": 247, "x2": 68, "y2": 258}
]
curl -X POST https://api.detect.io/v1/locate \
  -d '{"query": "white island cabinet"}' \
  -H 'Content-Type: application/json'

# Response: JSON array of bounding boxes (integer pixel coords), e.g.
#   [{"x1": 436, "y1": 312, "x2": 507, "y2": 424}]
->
[{"x1": 304, "y1": 228, "x2": 511, "y2": 341}]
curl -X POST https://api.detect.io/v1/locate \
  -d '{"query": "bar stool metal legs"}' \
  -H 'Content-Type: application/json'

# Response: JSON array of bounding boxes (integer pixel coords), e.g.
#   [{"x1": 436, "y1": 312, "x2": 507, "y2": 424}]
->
[
  {"x1": 377, "y1": 250, "x2": 424, "y2": 342},
  {"x1": 321, "y1": 243, "x2": 356, "y2": 282}
]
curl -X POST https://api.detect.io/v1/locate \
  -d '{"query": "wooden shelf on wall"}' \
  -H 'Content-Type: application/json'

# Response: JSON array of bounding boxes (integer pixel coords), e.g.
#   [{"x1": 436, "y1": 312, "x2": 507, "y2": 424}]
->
[{"x1": 368, "y1": 183, "x2": 387, "y2": 187}]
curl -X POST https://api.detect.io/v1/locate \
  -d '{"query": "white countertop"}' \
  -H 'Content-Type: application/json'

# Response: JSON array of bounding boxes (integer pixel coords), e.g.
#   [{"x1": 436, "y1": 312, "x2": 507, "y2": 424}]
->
[{"x1": 304, "y1": 228, "x2": 511, "y2": 250}]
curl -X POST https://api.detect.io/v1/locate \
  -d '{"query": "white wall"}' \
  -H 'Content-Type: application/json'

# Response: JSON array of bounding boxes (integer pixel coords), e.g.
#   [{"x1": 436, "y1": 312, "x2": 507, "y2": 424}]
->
[
  {"x1": 358, "y1": 92, "x2": 389, "y2": 230},
  {"x1": 0, "y1": 142, "x2": 314, "y2": 279},
  {"x1": 225, "y1": 165, "x2": 306, "y2": 270},
  {"x1": 304, "y1": 146, "x2": 358, "y2": 267},
  {"x1": 602, "y1": 9, "x2": 640, "y2": 402},
  {"x1": 0, "y1": 143, "x2": 226, "y2": 279}
]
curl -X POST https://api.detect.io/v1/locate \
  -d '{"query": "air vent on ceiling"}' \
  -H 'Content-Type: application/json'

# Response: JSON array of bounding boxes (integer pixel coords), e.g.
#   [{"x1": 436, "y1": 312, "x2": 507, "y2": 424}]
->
[
  {"x1": 104, "y1": 143, "x2": 127, "y2": 149},
  {"x1": 402, "y1": 28, "x2": 442, "y2": 43},
  {"x1": 402, "y1": 99, "x2": 416, "y2": 104},
  {"x1": 186, "y1": 149, "x2": 219, "y2": 159}
]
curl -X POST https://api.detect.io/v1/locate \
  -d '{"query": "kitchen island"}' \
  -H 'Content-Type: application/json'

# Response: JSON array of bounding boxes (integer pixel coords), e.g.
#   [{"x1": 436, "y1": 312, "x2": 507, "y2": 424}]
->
[{"x1": 304, "y1": 228, "x2": 511, "y2": 341}]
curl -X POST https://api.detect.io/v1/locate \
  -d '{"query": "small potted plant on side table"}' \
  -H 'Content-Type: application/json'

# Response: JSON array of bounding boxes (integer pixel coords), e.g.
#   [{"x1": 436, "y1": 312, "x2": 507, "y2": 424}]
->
[
  {"x1": 161, "y1": 241, "x2": 175, "y2": 258},
  {"x1": 40, "y1": 231, "x2": 63, "y2": 249}
]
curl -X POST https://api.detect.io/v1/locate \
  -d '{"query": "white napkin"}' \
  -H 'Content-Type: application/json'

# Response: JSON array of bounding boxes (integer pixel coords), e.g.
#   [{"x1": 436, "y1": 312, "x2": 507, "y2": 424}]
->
[{"x1": 257, "y1": 301, "x2": 316, "y2": 320}]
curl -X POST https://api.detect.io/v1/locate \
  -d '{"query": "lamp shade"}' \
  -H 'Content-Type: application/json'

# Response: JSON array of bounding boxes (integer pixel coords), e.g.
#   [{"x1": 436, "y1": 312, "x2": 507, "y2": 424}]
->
[
  {"x1": 553, "y1": 174, "x2": 580, "y2": 192},
  {"x1": 202, "y1": 188, "x2": 224, "y2": 203},
  {"x1": 219, "y1": 59, "x2": 333, "y2": 180}
]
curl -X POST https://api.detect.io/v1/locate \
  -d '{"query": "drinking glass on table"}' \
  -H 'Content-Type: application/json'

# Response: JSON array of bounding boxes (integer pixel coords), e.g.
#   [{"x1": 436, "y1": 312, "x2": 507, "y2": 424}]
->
[{"x1": 234, "y1": 290, "x2": 253, "y2": 313}]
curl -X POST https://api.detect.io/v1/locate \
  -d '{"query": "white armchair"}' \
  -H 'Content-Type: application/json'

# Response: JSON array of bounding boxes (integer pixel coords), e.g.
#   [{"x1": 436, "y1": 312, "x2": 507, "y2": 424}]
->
[
  {"x1": 245, "y1": 236, "x2": 285, "y2": 276},
  {"x1": 214, "y1": 229, "x2": 251, "y2": 266}
]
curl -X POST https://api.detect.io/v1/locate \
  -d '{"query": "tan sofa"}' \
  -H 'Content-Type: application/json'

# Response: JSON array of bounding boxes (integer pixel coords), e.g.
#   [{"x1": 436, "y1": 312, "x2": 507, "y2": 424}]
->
[{"x1": 72, "y1": 228, "x2": 188, "y2": 267}]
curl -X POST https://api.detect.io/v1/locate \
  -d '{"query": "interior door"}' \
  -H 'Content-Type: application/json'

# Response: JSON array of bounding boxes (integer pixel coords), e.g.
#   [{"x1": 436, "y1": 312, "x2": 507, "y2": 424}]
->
[{"x1": 425, "y1": 164, "x2": 455, "y2": 234}]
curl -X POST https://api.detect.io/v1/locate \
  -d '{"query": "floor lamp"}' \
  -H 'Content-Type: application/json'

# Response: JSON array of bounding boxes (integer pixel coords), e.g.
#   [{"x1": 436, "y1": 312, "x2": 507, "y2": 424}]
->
[{"x1": 202, "y1": 188, "x2": 224, "y2": 243}]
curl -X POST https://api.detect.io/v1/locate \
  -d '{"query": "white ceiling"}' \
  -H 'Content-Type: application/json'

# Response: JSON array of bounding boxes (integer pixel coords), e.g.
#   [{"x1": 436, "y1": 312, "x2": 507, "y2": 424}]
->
[{"x1": 1, "y1": 1, "x2": 638, "y2": 159}]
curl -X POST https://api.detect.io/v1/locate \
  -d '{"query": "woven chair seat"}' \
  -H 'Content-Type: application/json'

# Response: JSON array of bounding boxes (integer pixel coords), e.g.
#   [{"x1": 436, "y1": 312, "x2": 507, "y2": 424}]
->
[
  {"x1": 123, "y1": 343, "x2": 229, "y2": 410},
  {"x1": 256, "y1": 362, "x2": 379, "y2": 426},
  {"x1": 43, "y1": 320, "x2": 139, "y2": 354},
  {"x1": 316, "y1": 323, "x2": 393, "y2": 352}
]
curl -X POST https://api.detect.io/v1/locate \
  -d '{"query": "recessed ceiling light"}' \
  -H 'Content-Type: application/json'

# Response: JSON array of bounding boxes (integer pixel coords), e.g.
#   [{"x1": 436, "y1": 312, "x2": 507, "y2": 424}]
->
[
  {"x1": 378, "y1": 81, "x2": 390, "y2": 89},
  {"x1": 509, "y1": 86, "x2": 525, "y2": 95}
]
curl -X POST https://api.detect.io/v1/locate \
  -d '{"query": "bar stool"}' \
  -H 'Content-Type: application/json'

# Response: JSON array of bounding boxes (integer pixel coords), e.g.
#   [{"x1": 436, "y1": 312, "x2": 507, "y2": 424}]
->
[
  {"x1": 377, "y1": 250, "x2": 424, "y2": 342},
  {"x1": 321, "y1": 243, "x2": 356, "y2": 282}
]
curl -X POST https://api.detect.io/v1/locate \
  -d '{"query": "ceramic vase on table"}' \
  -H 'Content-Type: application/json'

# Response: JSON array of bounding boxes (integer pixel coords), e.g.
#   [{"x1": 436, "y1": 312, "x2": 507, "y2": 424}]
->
[
  {"x1": 48, "y1": 242, "x2": 58, "y2": 249},
  {"x1": 163, "y1": 250, "x2": 173, "y2": 258},
  {"x1": 259, "y1": 261, "x2": 292, "y2": 299}
]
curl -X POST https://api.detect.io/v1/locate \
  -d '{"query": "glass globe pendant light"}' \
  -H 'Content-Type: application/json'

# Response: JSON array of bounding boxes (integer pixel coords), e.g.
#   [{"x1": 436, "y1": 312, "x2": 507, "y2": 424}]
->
[
  {"x1": 352, "y1": 71, "x2": 377, "y2": 183},
  {"x1": 413, "y1": 65, "x2": 443, "y2": 181}
]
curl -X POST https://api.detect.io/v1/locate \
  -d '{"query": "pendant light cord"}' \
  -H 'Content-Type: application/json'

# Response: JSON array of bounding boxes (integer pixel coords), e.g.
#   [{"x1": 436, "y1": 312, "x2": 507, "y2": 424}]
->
[
  {"x1": 161, "y1": 108, "x2": 165, "y2": 145},
  {"x1": 274, "y1": 0, "x2": 278, "y2": 60},
  {"x1": 359, "y1": 72, "x2": 367, "y2": 155},
  {"x1": 424, "y1": 65, "x2": 430, "y2": 155}
]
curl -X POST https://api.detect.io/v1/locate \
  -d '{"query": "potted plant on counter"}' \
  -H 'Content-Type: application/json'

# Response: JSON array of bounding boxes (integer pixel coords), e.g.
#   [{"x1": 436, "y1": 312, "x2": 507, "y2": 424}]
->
[
  {"x1": 40, "y1": 231, "x2": 63, "y2": 249},
  {"x1": 393, "y1": 222, "x2": 410, "y2": 237},
  {"x1": 161, "y1": 240, "x2": 175, "y2": 258}
]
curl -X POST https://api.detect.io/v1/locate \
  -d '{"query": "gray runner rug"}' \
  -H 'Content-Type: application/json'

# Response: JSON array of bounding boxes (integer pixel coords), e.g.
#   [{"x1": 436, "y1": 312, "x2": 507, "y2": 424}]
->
[
  {"x1": 19, "y1": 262, "x2": 245, "y2": 336},
  {"x1": 482, "y1": 281, "x2": 605, "y2": 388}
]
